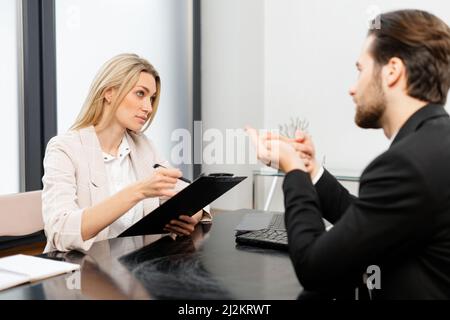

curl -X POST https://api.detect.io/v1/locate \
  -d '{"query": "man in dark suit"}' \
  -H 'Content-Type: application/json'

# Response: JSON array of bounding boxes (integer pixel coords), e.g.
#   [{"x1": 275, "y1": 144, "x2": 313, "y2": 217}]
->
[{"x1": 247, "y1": 9, "x2": 450, "y2": 299}]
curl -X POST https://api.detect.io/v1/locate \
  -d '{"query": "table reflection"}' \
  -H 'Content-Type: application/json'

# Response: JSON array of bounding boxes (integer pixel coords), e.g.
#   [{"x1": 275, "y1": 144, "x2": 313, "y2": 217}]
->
[{"x1": 119, "y1": 226, "x2": 232, "y2": 299}]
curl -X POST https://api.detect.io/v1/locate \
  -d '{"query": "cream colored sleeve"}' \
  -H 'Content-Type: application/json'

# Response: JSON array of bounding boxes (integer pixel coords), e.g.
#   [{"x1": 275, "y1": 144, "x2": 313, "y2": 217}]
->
[
  {"x1": 42, "y1": 138, "x2": 97, "y2": 252},
  {"x1": 146, "y1": 136, "x2": 212, "y2": 222}
]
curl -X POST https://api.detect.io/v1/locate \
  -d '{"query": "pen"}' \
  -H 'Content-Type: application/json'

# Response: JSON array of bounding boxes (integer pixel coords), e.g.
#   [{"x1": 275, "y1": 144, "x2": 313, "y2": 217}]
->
[{"x1": 153, "y1": 164, "x2": 192, "y2": 184}]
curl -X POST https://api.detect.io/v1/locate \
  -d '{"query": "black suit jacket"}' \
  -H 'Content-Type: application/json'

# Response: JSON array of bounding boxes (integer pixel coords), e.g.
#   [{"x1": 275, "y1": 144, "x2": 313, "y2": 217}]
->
[{"x1": 283, "y1": 104, "x2": 450, "y2": 299}]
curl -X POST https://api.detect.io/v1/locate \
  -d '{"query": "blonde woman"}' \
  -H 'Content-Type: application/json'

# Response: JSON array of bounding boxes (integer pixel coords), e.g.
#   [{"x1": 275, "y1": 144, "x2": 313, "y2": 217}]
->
[{"x1": 42, "y1": 54, "x2": 210, "y2": 253}]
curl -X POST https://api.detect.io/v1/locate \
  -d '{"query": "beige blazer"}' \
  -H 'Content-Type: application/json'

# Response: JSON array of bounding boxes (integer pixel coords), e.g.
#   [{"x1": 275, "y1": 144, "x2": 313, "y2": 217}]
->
[{"x1": 42, "y1": 126, "x2": 210, "y2": 253}]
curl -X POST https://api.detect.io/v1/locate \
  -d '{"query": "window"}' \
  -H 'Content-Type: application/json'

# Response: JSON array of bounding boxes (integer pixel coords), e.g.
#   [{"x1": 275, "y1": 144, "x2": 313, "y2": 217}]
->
[
  {"x1": 0, "y1": 0, "x2": 20, "y2": 194},
  {"x1": 55, "y1": 0, "x2": 194, "y2": 178}
]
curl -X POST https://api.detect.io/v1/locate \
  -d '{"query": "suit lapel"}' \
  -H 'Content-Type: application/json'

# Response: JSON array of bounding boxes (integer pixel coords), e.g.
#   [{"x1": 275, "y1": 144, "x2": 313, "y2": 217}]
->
[
  {"x1": 125, "y1": 131, "x2": 159, "y2": 215},
  {"x1": 79, "y1": 126, "x2": 110, "y2": 203}
]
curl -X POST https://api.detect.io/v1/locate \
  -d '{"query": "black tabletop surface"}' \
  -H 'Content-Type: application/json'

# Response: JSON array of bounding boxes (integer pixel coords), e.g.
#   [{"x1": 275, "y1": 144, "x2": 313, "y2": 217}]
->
[{"x1": 0, "y1": 210, "x2": 302, "y2": 300}]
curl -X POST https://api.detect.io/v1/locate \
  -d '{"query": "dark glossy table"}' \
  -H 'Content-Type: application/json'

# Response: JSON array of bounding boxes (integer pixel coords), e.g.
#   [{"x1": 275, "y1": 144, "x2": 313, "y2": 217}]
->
[{"x1": 0, "y1": 210, "x2": 302, "y2": 300}]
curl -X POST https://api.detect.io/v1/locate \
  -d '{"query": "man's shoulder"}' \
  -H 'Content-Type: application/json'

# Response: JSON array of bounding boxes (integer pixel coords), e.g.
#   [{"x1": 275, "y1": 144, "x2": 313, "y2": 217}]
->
[
  {"x1": 391, "y1": 120, "x2": 450, "y2": 163},
  {"x1": 362, "y1": 125, "x2": 450, "y2": 183}
]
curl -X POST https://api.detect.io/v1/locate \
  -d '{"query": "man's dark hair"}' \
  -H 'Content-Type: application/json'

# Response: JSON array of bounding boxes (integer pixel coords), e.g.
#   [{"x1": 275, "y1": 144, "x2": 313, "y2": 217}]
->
[{"x1": 368, "y1": 10, "x2": 450, "y2": 105}]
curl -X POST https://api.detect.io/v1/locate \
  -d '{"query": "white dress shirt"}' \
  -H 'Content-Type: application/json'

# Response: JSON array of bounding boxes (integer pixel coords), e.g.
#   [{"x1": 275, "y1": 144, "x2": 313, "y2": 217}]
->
[
  {"x1": 312, "y1": 166, "x2": 324, "y2": 185},
  {"x1": 389, "y1": 130, "x2": 399, "y2": 144},
  {"x1": 102, "y1": 137, "x2": 144, "y2": 238}
]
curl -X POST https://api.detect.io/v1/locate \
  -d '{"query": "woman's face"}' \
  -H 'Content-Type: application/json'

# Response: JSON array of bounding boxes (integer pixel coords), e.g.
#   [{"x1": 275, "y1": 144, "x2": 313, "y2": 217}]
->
[{"x1": 113, "y1": 72, "x2": 157, "y2": 132}]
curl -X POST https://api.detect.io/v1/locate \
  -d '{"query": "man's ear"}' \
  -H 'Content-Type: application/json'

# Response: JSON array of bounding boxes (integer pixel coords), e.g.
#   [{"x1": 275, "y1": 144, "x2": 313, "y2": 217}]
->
[{"x1": 383, "y1": 57, "x2": 405, "y2": 88}]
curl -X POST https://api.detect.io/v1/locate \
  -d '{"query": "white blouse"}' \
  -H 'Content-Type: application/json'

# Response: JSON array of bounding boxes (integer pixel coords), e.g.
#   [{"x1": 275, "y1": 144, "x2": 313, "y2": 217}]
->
[
  {"x1": 42, "y1": 127, "x2": 212, "y2": 253},
  {"x1": 102, "y1": 137, "x2": 144, "y2": 238}
]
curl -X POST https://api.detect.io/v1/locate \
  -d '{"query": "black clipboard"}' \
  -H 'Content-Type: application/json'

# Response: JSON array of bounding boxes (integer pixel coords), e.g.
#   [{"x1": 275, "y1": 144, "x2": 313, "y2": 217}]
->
[{"x1": 118, "y1": 174, "x2": 247, "y2": 237}]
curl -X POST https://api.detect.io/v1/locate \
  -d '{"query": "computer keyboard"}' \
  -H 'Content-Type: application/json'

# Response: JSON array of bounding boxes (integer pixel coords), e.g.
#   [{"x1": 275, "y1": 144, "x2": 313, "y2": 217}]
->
[
  {"x1": 235, "y1": 228, "x2": 288, "y2": 251},
  {"x1": 268, "y1": 213, "x2": 285, "y2": 229}
]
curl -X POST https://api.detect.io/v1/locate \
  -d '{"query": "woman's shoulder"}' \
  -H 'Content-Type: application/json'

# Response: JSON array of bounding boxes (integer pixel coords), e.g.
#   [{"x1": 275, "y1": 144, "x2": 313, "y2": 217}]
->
[{"x1": 46, "y1": 130, "x2": 83, "y2": 151}]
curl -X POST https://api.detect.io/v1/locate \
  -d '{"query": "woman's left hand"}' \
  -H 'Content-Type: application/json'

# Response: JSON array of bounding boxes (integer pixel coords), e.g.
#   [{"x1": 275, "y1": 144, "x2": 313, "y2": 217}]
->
[{"x1": 164, "y1": 210, "x2": 203, "y2": 236}]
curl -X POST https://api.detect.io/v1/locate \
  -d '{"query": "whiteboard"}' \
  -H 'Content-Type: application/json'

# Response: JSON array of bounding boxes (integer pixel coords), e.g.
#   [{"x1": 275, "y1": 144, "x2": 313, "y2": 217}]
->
[{"x1": 264, "y1": 0, "x2": 450, "y2": 177}]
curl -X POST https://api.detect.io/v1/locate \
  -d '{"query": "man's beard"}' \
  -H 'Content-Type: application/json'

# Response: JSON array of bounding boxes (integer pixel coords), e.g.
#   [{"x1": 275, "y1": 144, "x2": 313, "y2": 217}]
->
[{"x1": 354, "y1": 72, "x2": 387, "y2": 129}]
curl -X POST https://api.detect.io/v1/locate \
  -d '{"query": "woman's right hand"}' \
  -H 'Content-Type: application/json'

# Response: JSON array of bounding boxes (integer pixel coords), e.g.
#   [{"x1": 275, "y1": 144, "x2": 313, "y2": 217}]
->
[
  {"x1": 81, "y1": 167, "x2": 182, "y2": 242},
  {"x1": 135, "y1": 167, "x2": 182, "y2": 200}
]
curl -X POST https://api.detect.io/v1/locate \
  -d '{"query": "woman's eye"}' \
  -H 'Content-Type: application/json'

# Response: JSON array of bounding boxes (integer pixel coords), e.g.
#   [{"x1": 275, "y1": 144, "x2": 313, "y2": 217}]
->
[{"x1": 136, "y1": 90, "x2": 145, "y2": 97}]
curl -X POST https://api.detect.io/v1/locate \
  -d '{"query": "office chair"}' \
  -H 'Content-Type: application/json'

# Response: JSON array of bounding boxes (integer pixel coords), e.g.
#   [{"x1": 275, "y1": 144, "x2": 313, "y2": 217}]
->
[
  {"x1": 0, "y1": 191, "x2": 44, "y2": 236},
  {"x1": 0, "y1": 191, "x2": 45, "y2": 256}
]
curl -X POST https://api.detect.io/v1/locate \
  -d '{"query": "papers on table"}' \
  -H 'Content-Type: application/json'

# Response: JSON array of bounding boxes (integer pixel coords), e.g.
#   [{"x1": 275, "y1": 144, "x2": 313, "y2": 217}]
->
[{"x1": 0, "y1": 254, "x2": 79, "y2": 291}]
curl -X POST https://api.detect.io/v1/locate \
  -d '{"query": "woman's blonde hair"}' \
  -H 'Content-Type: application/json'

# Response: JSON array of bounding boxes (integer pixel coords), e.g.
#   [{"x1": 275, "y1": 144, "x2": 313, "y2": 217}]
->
[{"x1": 71, "y1": 53, "x2": 161, "y2": 132}]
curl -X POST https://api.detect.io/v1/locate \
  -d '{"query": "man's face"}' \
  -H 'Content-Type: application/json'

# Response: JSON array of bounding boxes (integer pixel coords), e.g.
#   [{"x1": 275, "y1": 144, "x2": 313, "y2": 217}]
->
[{"x1": 349, "y1": 36, "x2": 387, "y2": 129}]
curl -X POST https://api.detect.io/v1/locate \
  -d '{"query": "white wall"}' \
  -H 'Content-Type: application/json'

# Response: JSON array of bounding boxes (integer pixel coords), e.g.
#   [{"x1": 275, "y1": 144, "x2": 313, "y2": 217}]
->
[
  {"x1": 202, "y1": 0, "x2": 266, "y2": 210},
  {"x1": 202, "y1": 0, "x2": 450, "y2": 210},
  {"x1": 264, "y1": 0, "x2": 450, "y2": 176},
  {"x1": 0, "y1": 0, "x2": 19, "y2": 194},
  {"x1": 55, "y1": 0, "x2": 193, "y2": 178},
  {"x1": 254, "y1": 176, "x2": 359, "y2": 213}
]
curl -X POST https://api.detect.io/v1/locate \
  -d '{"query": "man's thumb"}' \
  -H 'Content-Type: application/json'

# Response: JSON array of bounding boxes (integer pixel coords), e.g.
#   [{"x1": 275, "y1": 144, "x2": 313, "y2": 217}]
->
[{"x1": 295, "y1": 130, "x2": 305, "y2": 141}]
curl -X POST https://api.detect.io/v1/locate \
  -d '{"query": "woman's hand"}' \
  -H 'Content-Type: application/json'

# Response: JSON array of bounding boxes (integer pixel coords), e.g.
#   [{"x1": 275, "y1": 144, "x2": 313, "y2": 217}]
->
[
  {"x1": 135, "y1": 167, "x2": 182, "y2": 200},
  {"x1": 164, "y1": 210, "x2": 203, "y2": 236}
]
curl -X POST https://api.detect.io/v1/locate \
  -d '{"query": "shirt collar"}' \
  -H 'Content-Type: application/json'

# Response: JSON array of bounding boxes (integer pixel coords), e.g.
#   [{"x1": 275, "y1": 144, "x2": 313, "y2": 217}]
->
[
  {"x1": 102, "y1": 136, "x2": 131, "y2": 163},
  {"x1": 389, "y1": 130, "x2": 398, "y2": 144}
]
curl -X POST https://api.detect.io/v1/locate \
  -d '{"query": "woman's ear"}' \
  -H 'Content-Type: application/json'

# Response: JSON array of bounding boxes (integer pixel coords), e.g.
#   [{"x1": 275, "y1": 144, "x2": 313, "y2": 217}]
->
[{"x1": 104, "y1": 88, "x2": 114, "y2": 104}]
